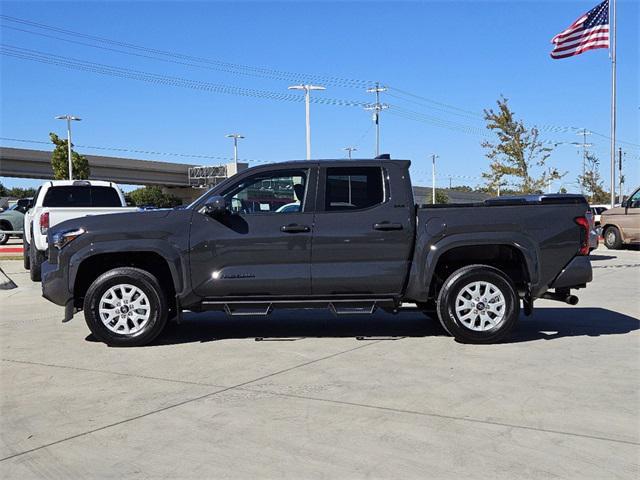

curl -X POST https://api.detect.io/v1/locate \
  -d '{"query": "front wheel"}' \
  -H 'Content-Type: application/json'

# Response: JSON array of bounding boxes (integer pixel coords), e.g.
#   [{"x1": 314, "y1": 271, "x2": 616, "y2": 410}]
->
[
  {"x1": 83, "y1": 267, "x2": 168, "y2": 347},
  {"x1": 436, "y1": 265, "x2": 519, "y2": 344}
]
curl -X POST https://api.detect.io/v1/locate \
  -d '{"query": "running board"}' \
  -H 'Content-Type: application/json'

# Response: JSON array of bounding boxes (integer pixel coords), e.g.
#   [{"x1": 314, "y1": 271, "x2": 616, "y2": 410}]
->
[{"x1": 201, "y1": 298, "x2": 397, "y2": 317}]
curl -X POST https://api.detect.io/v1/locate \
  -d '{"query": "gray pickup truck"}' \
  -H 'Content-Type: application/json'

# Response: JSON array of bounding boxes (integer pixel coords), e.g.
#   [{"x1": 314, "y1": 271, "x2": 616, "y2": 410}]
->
[{"x1": 41, "y1": 158, "x2": 592, "y2": 346}]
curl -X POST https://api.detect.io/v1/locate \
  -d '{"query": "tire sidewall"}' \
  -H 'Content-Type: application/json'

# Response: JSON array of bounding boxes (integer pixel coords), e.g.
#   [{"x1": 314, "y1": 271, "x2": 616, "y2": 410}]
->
[
  {"x1": 84, "y1": 269, "x2": 167, "y2": 347},
  {"x1": 604, "y1": 227, "x2": 620, "y2": 249},
  {"x1": 437, "y1": 266, "x2": 519, "y2": 343}
]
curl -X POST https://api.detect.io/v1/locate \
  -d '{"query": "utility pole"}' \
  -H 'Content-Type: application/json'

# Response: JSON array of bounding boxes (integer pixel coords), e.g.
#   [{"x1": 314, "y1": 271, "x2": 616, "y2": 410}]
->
[
  {"x1": 448, "y1": 176, "x2": 452, "y2": 190},
  {"x1": 572, "y1": 129, "x2": 592, "y2": 195},
  {"x1": 365, "y1": 83, "x2": 388, "y2": 157},
  {"x1": 54, "y1": 115, "x2": 81, "y2": 180},
  {"x1": 618, "y1": 147, "x2": 623, "y2": 203},
  {"x1": 288, "y1": 84, "x2": 325, "y2": 160},
  {"x1": 344, "y1": 146, "x2": 357, "y2": 160},
  {"x1": 431, "y1": 154, "x2": 439, "y2": 204},
  {"x1": 225, "y1": 133, "x2": 244, "y2": 170}
]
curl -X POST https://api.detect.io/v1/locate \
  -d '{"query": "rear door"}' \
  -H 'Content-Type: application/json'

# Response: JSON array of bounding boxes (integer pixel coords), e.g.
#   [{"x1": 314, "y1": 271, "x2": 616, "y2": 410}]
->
[{"x1": 311, "y1": 163, "x2": 414, "y2": 296}]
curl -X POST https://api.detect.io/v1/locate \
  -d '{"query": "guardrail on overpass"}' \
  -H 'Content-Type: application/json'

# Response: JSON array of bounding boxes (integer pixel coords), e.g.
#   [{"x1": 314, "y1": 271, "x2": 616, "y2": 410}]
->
[{"x1": 0, "y1": 147, "x2": 201, "y2": 187}]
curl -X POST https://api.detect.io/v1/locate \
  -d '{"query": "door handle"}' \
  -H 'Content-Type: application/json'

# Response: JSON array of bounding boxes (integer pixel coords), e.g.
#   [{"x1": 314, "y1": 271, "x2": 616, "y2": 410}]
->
[
  {"x1": 373, "y1": 222, "x2": 403, "y2": 231},
  {"x1": 281, "y1": 224, "x2": 311, "y2": 233}
]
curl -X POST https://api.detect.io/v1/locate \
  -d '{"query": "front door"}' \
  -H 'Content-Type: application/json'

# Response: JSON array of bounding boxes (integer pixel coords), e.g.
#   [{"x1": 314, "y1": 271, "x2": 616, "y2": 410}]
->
[
  {"x1": 190, "y1": 167, "x2": 315, "y2": 298},
  {"x1": 622, "y1": 188, "x2": 640, "y2": 242},
  {"x1": 311, "y1": 165, "x2": 414, "y2": 296}
]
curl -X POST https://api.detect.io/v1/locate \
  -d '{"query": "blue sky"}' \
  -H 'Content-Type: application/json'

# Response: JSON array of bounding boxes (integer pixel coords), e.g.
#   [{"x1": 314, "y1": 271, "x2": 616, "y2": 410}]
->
[{"x1": 1, "y1": 0, "x2": 638, "y2": 193}]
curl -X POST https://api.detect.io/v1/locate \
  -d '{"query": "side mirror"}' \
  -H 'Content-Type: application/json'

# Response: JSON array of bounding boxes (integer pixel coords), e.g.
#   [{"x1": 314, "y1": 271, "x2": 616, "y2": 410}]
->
[
  {"x1": 203, "y1": 196, "x2": 228, "y2": 217},
  {"x1": 621, "y1": 200, "x2": 628, "y2": 208}
]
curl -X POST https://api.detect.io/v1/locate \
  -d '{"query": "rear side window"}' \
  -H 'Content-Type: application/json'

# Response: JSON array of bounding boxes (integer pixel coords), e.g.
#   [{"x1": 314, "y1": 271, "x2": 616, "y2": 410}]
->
[
  {"x1": 42, "y1": 186, "x2": 121, "y2": 207},
  {"x1": 325, "y1": 167, "x2": 384, "y2": 211}
]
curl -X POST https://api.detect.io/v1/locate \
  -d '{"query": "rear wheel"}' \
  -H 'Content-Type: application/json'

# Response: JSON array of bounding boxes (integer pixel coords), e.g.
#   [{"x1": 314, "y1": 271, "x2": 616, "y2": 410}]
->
[
  {"x1": 436, "y1": 265, "x2": 519, "y2": 344},
  {"x1": 83, "y1": 267, "x2": 168, "y2": 347},
  {"x1": 23, "y1": 236, "x2": 30, "y2": 270},
  {"x1": 0, "y1": 226, "x2": 9, "y2": 245},
  {"x1": 603, "y1": 226, "x2": 623, "y2": 250},
  {"x1": 29, "y1": 246, "x2": 45, "y2": 281}
]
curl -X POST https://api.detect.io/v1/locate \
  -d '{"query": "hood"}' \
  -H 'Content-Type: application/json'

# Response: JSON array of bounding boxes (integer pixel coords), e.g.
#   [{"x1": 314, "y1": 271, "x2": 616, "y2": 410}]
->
[{"x1": 51, "y1": 209, "x2": 172, "y2": 236}]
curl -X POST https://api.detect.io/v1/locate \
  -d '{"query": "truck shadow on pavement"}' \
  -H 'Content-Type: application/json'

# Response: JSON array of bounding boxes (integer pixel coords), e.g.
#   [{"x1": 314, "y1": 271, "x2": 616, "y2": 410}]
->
[{"x1": 115, "y1": 307, "x2": 639, "y2": 346}]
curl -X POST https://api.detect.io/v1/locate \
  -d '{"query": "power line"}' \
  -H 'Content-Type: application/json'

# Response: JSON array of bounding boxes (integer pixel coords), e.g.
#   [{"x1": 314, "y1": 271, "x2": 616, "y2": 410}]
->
[
  {"x1": 0, "y1": 44, "x2": 368, "y2": 108},
  {"x1": 0, "y1": 15, "x2": 374, "y2": 89}
]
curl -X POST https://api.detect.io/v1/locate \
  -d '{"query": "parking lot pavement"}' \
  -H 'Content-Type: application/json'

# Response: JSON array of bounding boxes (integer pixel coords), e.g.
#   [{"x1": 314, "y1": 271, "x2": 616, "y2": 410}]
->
[{"x1": 1, "y1": 250, "x2": 638, "y2": 479}]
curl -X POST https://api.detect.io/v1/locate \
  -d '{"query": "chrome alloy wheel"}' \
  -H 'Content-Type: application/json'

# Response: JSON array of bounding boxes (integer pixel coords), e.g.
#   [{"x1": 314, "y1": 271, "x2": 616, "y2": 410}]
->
[
  {"x1": 454, "y1": 281, "x2": 506, "y2": 332},
  {"x1": 606, "y1": 229, "x2": 616, "y2": 245},
  {"x1": 98, "y1": 284, "x2": 151, "y2": 335}
]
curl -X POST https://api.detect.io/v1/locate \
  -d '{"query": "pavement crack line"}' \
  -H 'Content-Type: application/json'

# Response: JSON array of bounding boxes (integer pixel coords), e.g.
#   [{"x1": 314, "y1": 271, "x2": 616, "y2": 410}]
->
[
  {"x1": 237, "y1": 387, "x2": 640, "y2": 448},
  {"x1": 1, "y1": 358, "x2": 226, "y2": 389},
  {"x1": 0, "y1": 340, "x2": 383, "y2": 462}
]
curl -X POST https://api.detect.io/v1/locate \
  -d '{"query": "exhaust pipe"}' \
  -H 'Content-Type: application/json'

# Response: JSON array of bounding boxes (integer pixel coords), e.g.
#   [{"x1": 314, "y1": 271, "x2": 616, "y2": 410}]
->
[{"x1": 541, "y1": 292, "x2": 579, "y2": 305}]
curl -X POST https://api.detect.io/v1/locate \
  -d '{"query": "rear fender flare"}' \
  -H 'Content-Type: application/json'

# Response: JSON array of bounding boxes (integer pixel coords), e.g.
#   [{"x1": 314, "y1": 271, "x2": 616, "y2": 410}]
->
[{"x1": 405, "y1": 232, "x2": 539, "y2": 301}]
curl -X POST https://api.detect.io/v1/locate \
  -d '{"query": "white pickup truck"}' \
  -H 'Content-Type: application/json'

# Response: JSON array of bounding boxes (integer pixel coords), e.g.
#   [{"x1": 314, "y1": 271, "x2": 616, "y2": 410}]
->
[{"x1": 24, "y1": 180, "x2": 138, "y2": 281}]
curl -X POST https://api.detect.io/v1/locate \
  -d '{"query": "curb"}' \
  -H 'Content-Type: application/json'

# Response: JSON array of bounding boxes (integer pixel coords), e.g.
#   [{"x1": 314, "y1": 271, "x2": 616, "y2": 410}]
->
[{"x1": 0, "y1": 267, "x2": 17, "y2": 290}]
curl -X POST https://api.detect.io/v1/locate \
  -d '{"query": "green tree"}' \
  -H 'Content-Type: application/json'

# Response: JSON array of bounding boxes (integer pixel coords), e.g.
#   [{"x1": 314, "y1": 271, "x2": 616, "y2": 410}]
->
[
  {"x1": 50, "y1": 132, "x2": 90, "y2": 180},
  {"x1": 0, "y1": 182, "x2": 6, "y2": 197},
  {"x1": 126, "y1": 186, "x2": 182, "y2": 208},
  {"x1": 424, "y1": 189, "x2": 448, "y2": 204},
  {"x1": 578, "y1": 152, "x2": 609, "y2": 203},
  {"x1": 481, "y1": 97, "x2": 564, "y2": 194},
  {"x1": 8, "y1": 187, "x2": 37, "y2": 198}
]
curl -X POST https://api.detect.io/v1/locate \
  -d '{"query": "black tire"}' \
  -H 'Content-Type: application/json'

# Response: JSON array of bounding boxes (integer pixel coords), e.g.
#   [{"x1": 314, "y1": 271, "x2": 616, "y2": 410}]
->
[
  {"x1": 436, "y1": 265, "x2": 519, "y2": 344},
  {"x1": 29, "y1": 246, "x2": 45, "y2": 282},
  {"x1": 83, "y1": 267, "x2": 168, "y2": 347},
  {"x1": 23, "y1": 236, "x2": 31, "y2": 270},
  {"x1": 0, "y1": 226, "x2": 9, "y2": 245},
  {"x1": 603, "y1": 226, "x2": 623, "y2": 250}
]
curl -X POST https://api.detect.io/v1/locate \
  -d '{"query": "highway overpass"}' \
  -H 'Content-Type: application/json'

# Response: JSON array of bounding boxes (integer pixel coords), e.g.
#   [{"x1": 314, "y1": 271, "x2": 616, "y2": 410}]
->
[{"x1": 0, "y1": 147, "x2": 232, "y2": 187}]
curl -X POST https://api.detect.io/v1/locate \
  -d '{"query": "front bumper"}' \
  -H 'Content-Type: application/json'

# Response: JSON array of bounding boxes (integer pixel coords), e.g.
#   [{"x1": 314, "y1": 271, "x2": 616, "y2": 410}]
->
[
  {"x1": 41, "y1": 260, "x2": 72, "y2": 307},
  {"x1": 550, "y1": 255, "x2": 593, "y2": 289}
]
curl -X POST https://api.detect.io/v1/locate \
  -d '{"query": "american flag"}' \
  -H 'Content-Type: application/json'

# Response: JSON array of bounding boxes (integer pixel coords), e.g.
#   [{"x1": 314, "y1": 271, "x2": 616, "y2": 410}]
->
[{"x1": 550, "y1": 0, "x2": 610, "y2": 59}]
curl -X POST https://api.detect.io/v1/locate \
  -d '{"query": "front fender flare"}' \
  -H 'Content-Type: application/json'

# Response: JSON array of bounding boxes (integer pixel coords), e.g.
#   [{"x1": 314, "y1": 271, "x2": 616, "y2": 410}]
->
[{"x1": 67, "y1": 239, "x2": 186, "y2": 297}]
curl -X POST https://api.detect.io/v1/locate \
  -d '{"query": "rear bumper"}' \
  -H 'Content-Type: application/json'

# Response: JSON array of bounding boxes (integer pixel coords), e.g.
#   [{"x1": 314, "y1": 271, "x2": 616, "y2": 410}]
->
[{"x1": 549, "y1": 256, "x2": 592, "y2": 290}]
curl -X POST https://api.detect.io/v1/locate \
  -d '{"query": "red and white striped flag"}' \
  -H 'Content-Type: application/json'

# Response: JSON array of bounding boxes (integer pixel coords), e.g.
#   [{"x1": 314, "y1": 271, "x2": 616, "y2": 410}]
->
[{"x1": 550, "y1": 0, "x2": 610, "y2": 59}]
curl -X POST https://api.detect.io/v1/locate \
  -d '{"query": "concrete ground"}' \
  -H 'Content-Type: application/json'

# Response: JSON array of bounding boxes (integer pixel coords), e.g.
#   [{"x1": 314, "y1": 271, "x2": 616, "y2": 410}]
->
[{"x1": 0, "y1": 250, "x2": 638, "y2": 479}]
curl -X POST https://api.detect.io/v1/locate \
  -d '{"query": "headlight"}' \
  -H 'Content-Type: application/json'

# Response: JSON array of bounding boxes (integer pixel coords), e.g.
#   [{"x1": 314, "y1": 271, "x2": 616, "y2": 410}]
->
[{"x1": 52, "y1": 228, "x2": 85, "y2": 250}]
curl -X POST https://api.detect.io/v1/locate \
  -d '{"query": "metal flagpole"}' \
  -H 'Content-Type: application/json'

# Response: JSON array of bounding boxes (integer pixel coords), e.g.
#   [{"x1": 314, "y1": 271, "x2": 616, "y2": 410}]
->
[{"x1": 609, "y1": 0, "x2": 617, "y2": 207}]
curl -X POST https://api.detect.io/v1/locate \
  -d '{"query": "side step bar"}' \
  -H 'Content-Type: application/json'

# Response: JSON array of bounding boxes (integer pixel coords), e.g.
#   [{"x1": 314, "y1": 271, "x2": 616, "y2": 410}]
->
[{"x1": 201, "y1": 298, "x2": 397, "y2": 317}]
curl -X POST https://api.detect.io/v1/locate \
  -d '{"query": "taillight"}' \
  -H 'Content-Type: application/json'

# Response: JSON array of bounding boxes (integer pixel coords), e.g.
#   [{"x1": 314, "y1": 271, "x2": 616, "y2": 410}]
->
[
  {"x1": 40, "y1": 212, "x2": 50, "y2": 235},
  {"x1": 574, "y1": 216, "x2": 590, "y2": 256}
]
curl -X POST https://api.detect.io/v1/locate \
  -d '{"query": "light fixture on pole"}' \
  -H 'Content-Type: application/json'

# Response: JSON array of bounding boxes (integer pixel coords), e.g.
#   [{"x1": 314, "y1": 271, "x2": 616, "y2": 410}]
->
[
  {"x1": 54, "y1": 115, "x2": 82, "y2": 180},
  {"x1": 288, "y1": 84, "x2": 325, "y2": 160},
  {"x1": 343, "y1": 146, "x2": 357, "y2": 160},
  {"x1": 365, "y1": 83, "x2": 389, "y2": 157},
  {"x1": 431, "y1": 154, "x2": 439, "y2": 204},
  {"x1": 225, "y1": 133, "x2": 245, "y2": 170}
]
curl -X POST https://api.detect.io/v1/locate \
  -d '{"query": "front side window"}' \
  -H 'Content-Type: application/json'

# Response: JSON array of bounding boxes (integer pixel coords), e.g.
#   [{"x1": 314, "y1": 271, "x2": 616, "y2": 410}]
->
[
  {"x1": 325, "y1": 167, "x2": 384, "y2": 211},
  {"x1": 629, "y1": 189, "x2": 640, "y2": 208},
  {"x1": 223, "y1": 169, "x2": 308, "y2": 214}
]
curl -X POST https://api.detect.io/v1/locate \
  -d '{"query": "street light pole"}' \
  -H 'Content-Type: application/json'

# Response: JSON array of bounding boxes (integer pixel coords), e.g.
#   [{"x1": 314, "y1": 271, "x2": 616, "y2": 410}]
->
[
  {"x1": 431, "y1": 154, "x2": 439, "y2": 204},
  {"x1": 55, "y1": 115, "x2": 81, "y2": 180},
  {"x1": 225, "y1": 133, "x2": 245, "y2": 170},
  {"x1": 288, "y1": 84, "x2": 325, "y2": 160},
  {"x1": 344, "y1": 146, "x2": 357, "y2": 160}
]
